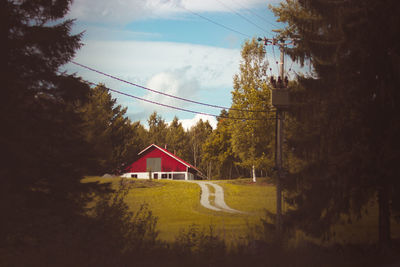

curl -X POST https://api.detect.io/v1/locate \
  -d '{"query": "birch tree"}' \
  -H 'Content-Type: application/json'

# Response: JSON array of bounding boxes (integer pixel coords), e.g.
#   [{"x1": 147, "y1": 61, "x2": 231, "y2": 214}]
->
[{"x1": 230, "y1": 38, "x2": 275, "y2": 182}]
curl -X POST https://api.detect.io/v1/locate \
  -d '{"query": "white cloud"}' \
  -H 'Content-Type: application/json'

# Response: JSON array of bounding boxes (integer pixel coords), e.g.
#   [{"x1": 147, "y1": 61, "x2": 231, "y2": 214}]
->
[
  {"x1": 63, "y1": 39, "x2": 242, "y2": 122},
  {"x1": 68, "y1": 40, "x2": 241, "y2": 92},
  {"x1": 69, "y1": 0, "x2": 274, "y2": 23},
  {"x1": 63, "y1": 38, "x2": 281, "y2": 123},
  {"x1": 178, "y1": 114, "x2": 218, "y2": 130},
  {"x1": 64, "y1": 0, "x2": 283, "y2": 129},
  {"x1": 71, "y1": 25, "x2": 162, "y2": 41},
  {"x1": 140, "y1": 67, "x2": 200, "y2": 112}
]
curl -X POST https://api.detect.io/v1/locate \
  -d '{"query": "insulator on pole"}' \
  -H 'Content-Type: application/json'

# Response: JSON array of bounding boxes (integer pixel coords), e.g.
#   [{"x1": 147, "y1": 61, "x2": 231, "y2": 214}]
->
[
  {"x1": 277, "y1": 76, "x2": 283, "y2": 88},
  {"x1": 284, "y1": 76, "x2": 289, "y2": 87},
  {"x1": 270, "y1": 76, "x2": 276, "y2": 88}
]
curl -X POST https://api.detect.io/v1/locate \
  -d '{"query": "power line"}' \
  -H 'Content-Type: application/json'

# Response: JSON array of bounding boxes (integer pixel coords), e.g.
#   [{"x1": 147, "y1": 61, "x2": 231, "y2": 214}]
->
[
  {"x1": 230, "y1": 0, "x2": 280, "y2": 29},
  {"x1": 215, "y1": 0, "x2": 270, "y2": 35},
  {"x1": 78, "y1": 78, "x2": 276, "y2": 121},
  {"x1": 71, "y1": 61, "x2": 273, "y2": 114},
  {"x1": 179, "y1": 5, "x2": 251, "y2": 38},
  {"x1": 259, "y1": 37, "x2": 296, "y2": 77}
]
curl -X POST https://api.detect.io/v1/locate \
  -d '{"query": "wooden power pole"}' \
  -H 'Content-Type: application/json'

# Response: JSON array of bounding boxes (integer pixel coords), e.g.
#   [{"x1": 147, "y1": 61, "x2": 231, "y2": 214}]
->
[
  {"x1": 276, "y1": 43, "x2": 285, "y2": 235},
  {"x1": 258, "y1": 37, "x2": 291, "y2": 237}
]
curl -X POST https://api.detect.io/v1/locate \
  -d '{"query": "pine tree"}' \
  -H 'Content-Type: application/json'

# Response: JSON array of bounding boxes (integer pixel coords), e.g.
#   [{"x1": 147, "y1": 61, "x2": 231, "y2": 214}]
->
[
  {"x1": 80, "y1": 84, "x2": 142, "y2": 174},
  {"x1": 188, "y1": 119, "x2": 213, "y2": 171},
  {"x1": 147, "y1": 111, "x2": 168, "y2": 147},
  {"x1": 0, "y1": 0, "x2": 99, "y2": 262},
  {"x1": 202, "y1": 110, "x2": 237, "y2": 179},
  {"x1": 166, "y1": 116, "x2": 190, "y2": 159}
]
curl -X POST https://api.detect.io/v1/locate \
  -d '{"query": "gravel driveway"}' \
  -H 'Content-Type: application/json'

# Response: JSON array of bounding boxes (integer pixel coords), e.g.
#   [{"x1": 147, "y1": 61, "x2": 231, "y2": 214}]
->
[{"x1": 190, "y1": 181, "x2": 244, "y2": 214}]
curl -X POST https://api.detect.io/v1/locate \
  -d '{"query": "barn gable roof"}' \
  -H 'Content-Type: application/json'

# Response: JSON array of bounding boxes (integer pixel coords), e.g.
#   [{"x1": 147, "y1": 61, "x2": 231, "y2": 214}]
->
[{"x1": 138, "y1": 144, "x2": 200, "y2": 173}]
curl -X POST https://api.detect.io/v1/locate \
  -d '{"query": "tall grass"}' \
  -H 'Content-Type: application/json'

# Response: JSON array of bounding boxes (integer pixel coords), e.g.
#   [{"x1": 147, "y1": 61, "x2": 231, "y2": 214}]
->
[{"x1": 80, "y1": 177, "x2": 400, "y2": 266}]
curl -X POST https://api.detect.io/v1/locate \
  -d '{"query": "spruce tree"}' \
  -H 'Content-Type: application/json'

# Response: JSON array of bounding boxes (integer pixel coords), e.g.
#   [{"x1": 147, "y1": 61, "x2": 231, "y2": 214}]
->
[
  {"x1": 188, "y1": 119, "x2": 213, "y2": 170},
  {"x1": 271, "y1": 0, "x2": 400, "y2": 245},
  {"x1": 202, "y1": 110, "x2": 237, "y2": 179},
  {"x1": 166, "y1": 116, "x2": 190, "y2": 159},
  {"x1": 0, "y1": 0, "x2": 100, "y2": 263},
  {"x1": 80, "y1": 84, "x2": 142, "y2": 174}
]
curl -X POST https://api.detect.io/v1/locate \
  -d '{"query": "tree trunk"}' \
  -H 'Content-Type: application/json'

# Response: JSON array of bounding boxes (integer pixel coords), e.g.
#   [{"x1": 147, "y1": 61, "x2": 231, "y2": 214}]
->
[
  {"x1": 378, "y1": 184, "x2": 391, "y2": 247},
  {"x1": 252, "y1": 165, "x2": 256, "y2": 183},
  {"x1": 193, "y1": 144, "x2": 197, "y2": 167},
  {"x1": 234, "y1": 164, "x2": 240, "y2": 177},
  {"x1": 209, "y1": 161, "x2": 212, "y2": 180}
]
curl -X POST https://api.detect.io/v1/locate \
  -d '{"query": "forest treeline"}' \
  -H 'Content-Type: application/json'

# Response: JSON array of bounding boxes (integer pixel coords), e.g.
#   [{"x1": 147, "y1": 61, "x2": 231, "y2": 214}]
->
[
  {"x1": 83, "y1": 85, "x2": 274, "y2": 180},
  {"x1": 81, "y1": 38, "x2": 277, "y2": 180}
]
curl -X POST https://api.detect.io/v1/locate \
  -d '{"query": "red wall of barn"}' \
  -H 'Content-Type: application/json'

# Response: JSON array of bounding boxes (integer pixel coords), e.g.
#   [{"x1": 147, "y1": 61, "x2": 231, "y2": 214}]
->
[{"x1": 126, "y1": 146, "x2": 187, "y2": 172}]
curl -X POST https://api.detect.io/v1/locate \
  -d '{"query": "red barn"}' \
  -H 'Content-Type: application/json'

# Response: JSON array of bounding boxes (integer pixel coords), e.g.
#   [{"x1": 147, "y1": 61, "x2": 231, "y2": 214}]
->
[{"x1": 122, "y1": 144, "x2": 203, "y2": 180}]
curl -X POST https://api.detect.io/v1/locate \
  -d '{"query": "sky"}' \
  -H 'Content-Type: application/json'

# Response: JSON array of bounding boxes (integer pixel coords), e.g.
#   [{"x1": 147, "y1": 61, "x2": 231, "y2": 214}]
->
[{"x1": 63, "y1": 0, "x2": 288, "y2": 129}]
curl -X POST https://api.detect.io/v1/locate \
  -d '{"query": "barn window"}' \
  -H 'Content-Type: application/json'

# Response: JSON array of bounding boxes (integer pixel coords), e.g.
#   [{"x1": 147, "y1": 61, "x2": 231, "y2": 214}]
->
[
  {"x1": 173, "y1": 173, "x2": 185, "y2": 180},
  {"x1": 168, "y1": 174, "x2": 172, "y2": 179},
  {"x1": 161, "y1": 174, "x2": 168, "y2": 179},
  {"x1": 131, "y1": 174, "x2": 137, "y2": 178}
]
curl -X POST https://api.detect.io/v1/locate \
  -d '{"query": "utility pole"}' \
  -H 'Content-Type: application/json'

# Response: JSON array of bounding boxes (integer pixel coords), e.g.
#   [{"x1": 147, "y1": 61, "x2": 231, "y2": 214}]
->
[
  {"x1": 276, "y1": 43, "x2": 284, "y2": 235},
  {"x1": 258, "y1": 37, "x2": 291, "y2": 237}
]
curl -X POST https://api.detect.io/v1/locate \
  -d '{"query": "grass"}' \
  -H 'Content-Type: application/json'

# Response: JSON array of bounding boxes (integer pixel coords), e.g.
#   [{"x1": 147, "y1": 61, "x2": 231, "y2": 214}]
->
[
  {"x1": 207, "y1": 184, "x2": 216, "y2": 207},
  {"x1": 82, "y1": 177, "x2": 400, "y2": 246},
  {"x1": 220, "y1": 178, "x2": 400, "y2": 246},
  {"x1": 218, "y1": 178, "x2": 277, "y2": 216},
  {"x1": 328, "y1": 202, "x2": 400, "y2": 245},
  {"x1": 82, "y1": 177, "x2": 276, "y2": 243}
]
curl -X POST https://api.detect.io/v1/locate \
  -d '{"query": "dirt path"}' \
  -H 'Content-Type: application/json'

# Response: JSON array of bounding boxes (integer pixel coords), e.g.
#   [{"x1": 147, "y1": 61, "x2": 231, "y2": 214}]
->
[
  {"x1": 191, "y1": 181, "x2": 244, "y2": 214},
  {"x1": 196, "y1": 182, "x2": 222, "y2": 212}
]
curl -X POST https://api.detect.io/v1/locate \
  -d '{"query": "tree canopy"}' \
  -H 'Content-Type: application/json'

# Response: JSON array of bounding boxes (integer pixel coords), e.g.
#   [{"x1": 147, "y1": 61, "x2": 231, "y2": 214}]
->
[
  {"x1": 230, "y1": 38, "x2": 275, "y2": 178},
  {"x1": 80, "y1": 84, "x2": 144, "y2": 174},
  {"x1": 0, "y1": 0, "x2": 95, "y2": 261}
]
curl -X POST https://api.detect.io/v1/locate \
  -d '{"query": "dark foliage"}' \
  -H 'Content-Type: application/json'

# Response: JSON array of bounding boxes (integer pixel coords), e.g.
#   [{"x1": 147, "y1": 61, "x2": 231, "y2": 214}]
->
[
  {"x1": 80, "y1": 84, "x2": 145, "y2": 175},
  {"x1": 0, "y1": 1, "x2": 146, "y2": 265},
  {"x1": 271, "y1": 0, "x2": 400, "y2": 245},
  {"x1": 0, "y1": 0, "x2": 89, "y2": 253}
]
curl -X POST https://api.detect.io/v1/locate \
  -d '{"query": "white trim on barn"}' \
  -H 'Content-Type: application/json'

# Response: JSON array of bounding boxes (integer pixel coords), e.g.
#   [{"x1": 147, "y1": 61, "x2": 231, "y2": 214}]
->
[{"x1": 121, "y1": 171, "x2": 194, "y2": 181}]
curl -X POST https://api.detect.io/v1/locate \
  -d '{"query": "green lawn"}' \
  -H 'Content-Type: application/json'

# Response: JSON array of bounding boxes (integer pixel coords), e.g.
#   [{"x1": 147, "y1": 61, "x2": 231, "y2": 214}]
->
[
  {"x1": 82, "y1": 177, "x2": 276, "y2": 243},
  {"x1": 219, "y1": 179, "x2": 277, "y2": 215},
  {"x1": 82, "y1": 177, "x2": 400, "y2": 245}
]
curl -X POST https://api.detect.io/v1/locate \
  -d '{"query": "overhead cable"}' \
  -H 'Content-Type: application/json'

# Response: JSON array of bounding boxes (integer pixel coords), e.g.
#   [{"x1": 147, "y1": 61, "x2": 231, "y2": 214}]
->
[
  {"x1": 179, "y1": 5, "x2": 251, "y2": 38},
  {"x1": 72, "y1": 61, "x2": 273, "y2": 114},
  {"x1": 215, "y1": 0, "x2": 270, "y2": 35},
  {"x1": 79, "y1": 78, "x2": 276, "y2": 121},
  {"x1": 230, "y1": 0, "x2": 280, "y2": 29}
]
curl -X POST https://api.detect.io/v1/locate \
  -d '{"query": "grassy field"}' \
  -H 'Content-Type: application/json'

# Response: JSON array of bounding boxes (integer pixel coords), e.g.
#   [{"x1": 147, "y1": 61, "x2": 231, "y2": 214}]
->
[
  {"x1": 82, "y1": 177, "x2": 276, "y2": 243},
  {"x1": 82, "y1": 177, "x2": 400, "y2": 245}
]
